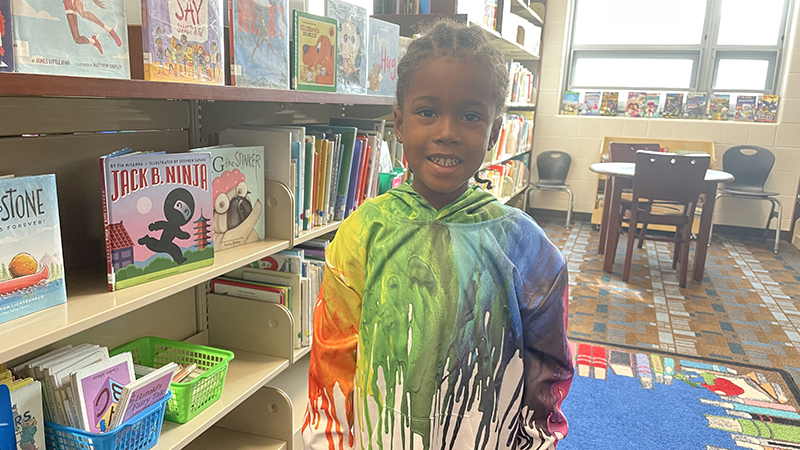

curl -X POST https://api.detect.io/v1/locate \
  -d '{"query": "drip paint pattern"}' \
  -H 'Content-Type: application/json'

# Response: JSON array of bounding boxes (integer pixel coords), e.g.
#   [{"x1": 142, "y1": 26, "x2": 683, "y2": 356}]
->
[{"x1": 303, "y1": 184, "x2": 574, "y2": 450}]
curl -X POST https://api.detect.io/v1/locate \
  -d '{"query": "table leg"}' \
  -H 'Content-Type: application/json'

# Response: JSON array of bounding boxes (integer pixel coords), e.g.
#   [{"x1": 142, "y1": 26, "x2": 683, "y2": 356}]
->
[
  {"x1": 693, "y1": 182, "x2": 717, "y2": 282},
  {"x1": 603, "y1": 176, "x2": 624, "y2": 273},
  {"x1": 598, "y1": 176, "x2": 612, "y2": 255}
]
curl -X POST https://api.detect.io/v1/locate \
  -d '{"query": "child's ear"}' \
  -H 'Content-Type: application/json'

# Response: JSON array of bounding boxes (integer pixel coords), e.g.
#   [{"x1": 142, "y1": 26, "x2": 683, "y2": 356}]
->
[
  {"x1": 393, "y1": 106, "x2": 404, "y2": 143},
  {"x1": 487, "y1": 116, "x2": 503, "y2": 151}
]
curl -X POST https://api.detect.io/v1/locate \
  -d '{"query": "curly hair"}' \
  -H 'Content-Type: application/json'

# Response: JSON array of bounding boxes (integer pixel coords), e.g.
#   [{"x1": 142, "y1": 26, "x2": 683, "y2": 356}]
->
[{"x1": 395, "y1": 17, "x2": 509, "y2": 118}]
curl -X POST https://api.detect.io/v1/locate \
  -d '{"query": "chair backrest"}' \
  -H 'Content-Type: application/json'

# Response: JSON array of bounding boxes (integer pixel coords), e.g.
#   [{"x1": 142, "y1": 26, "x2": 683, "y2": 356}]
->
[
  {"x1": 536, "y1": 151, "x2": 572, "y2": 185},
  {"x1": 633, "y1": 151, "x2": 710, "y2": 205},
  {"x1": 722, "y1": 145, "x2": 775, "y2": 191},
  {"x1": 608, "y1": 142, "x2": 661, "y2": 162}
]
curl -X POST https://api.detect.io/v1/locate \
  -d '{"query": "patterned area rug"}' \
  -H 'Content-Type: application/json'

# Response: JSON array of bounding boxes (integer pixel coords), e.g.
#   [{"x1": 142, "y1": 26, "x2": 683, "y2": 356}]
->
[{"x1": 559, "y1": 339, "x2": 800, "y2": 450}]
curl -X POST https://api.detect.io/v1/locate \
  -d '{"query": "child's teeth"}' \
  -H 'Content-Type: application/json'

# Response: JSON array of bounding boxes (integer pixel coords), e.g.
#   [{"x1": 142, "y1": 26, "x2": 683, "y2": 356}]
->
[{"x1": 430, "y1": 157, "x2": 460, "y2": 167}]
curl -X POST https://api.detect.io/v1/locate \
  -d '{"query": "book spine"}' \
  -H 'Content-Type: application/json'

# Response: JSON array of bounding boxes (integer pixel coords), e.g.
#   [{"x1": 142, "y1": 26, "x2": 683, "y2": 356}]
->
[
  {"x1": 291, "y1": 10, "x2": 299, "y2": 89},
  {"x1": 303, "y1": 141, "x2": 314, "y2": 231},
  {"x1": 141, "y1": 0, "x2": 152, "y2": 81},
  {"x1": 99, "y1": 157, "x2": 114, "y2": 291},
  {"x1": 328, "y1": 143, "x2": 341, "y2": 223},
  {"x1": 228, "y1": 0, "x2": 236, "y2": 86}
]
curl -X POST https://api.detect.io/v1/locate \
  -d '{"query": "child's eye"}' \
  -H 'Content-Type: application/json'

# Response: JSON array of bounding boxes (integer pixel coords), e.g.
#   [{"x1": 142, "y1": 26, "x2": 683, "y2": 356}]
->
[
  {"x1": 416, "y1": 109, "x2": 437, "y2": 118},
  {"x1": 463, "y1": 113, "x2": 482, "y2": 122}
]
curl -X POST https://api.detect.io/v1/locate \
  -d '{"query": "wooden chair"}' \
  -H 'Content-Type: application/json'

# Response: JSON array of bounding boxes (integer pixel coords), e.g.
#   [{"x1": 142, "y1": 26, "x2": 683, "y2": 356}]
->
[
  {"x1": 622, "y1": 151, "x2": 710, "y2": 288},
  {"x1": 608, "y1": 142, "x2": 661, "y2": 247}
]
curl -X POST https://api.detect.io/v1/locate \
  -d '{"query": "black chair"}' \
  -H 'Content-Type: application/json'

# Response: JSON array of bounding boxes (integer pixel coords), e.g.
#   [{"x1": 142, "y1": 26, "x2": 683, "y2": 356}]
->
[
  {"x1": 711, "y1": 146, "x2": 782, "y2": 253},
  {"x1": 530, "y1": 151, "x2": 573, "y2": 227}
]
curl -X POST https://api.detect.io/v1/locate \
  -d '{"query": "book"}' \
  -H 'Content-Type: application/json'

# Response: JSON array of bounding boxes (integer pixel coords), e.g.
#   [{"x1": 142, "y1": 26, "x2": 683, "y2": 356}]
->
[
  {"x1": 599, "y1": 92, "x2": 618, "y2": 116},
  {"x1": 734, "y1": 95, "x2": 757, "y2": 121},
  {"x1": 106, "y1": 362, "x2": 176, "y2": 430},
  {"x1": 344, "y1": 138, "x2": 363, "y2": 217},
  {"x1": 0, "y1": 175, "x2": 67, "y2": 325},
  {"x1": 11, "y1": 0, "x2": 129, "y2": 78},
  {"x1": 190, "y1": 146, "x2": 265, "y2": 250},
  {"x1": 625, "y1": 92, "x2": 646, "y2": 117},
  {"x1": 367, "y1": 17, "x2": 399, "y2": 96},
  {"x1": 662, "y1": 93, "x2": 684, "y2": 119},
  {"x1": 684, "y1": 92, "x2": 707, "y2": 119},
  {"x1": 709, "y1": 94, "x2": 731, "y2": 120},
  {"x1": 211, "y1": 276, "x2": 285, "y2": 304},
  {"x1": 291, "y1": 10, "x2": 337, "y2": 92},
  {"x1": 141, "y1": 0, "x2": 224, "y2": 84},
  {"x1": 71, "y1": 352, "x2": 135, "y2": 433},
  {"x1": 306, "y1": 125, "x2": 357, "y2": 221},
  {"x1": 560, "y1": 91, "x2": 579, "y2": 115},
  {"x1": 0, "y1": 385, "x2": 14, "y2": 450},
  {"x1": 11, "y1": 381, "x2": 44, "y2": 450},
  {"x1": 644, "y1": 93, "x2": 660, "y2": 118},
  {"x1": 326, "y1": 0, "x2": 367, "y2": 94},
  {"x1": 229, "y1": 0, "x2": 289, "y2": 89},
  {"x1": 755, "y1": 95, "x2": 779, "y2": 122},
  {"x1": 99, "y1": 151, "x2": 215, "y2": 291},
  {"x1": 581, "y1": 91, "x2": 600, "y2": 116},
  {"x1": 0, "y1": 0, "x2": 13, "y2": 72}
]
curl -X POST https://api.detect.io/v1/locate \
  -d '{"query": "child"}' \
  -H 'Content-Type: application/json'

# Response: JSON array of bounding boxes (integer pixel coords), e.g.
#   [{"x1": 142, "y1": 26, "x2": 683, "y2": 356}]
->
[{"x1": 303, "y1": 18, "x2": 573, "y2": 450}]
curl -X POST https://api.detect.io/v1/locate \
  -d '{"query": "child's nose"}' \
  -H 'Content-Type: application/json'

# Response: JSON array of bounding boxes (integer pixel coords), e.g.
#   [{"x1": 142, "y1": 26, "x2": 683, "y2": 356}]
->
[{"x1": 434, "y1": 115, "x2": 460, "y2": 145}]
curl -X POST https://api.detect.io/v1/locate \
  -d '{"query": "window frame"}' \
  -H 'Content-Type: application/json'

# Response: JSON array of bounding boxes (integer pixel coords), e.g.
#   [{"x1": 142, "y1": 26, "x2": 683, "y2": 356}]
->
[{"x1": 564, "y1": 0, "x2": 793, "y2": 96}]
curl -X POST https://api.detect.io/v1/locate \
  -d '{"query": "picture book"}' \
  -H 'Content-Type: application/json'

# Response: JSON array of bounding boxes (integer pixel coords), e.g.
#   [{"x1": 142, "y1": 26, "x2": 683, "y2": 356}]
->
[
  {"x1": 292, "y1": 10, "x2": 337, "y2": 92},
  {"x1": 0, "y1": 386, "x2": 14, "y2": 450},
  {"x1": 327, "y1": 0, "x2": 367, "y2": 94},
  {"x1": 141, "y1": 0, "x2": 224, "y2": 84},
  {"x1": 229, "y1": 0, "x2": 289, "y2": 89},
  {"x1": 0, "y1": 175, "x2": 67, "y2": 325},
  {"x1": 625, "y1": 92, "x2": 646, "y2": 117},
  {"x1": 367, "y1": 17, "x2": 399, "y2": 96},
  {"x1": 643, "y1": 93, "x2": 660, "y2": 118},
  {"x1": 11, "y1": 381, "x2": 44, "y2": 450},
  {"x1": 662, "y1": 93, "x2": 684, "y2": 119},
  {"x1": 709, "y1": 94, "x2": 730, "y2": 120},
  {"x1": 599, "y1": 92, "x2": 618, "y2": 116},
  {"x1": 190, "y1": 146, "x2": 265, "y2": 250},
  {"x1": 71, "y1": 352, "x2": 134, "y2": 433},
  {"x1": 734, "y1": 95, "x2": 756, "y2": 121},
  {"x1": 249, "y1": 249, "x2": 303, "y2": 273},
  {"x1": 683, "y1": 92, "x2": 707, "y2": 119},
  {"x1": 11, "y1": 0, "x2": 129, "y2": 78},
  {"x1": 0, "y1": 0, "x2": 13, "y2": 72},
  {"x1": 581, "y1": 91, "x2": 600, "y2": 116},
  {"x1": 210, "y1": 277, "x2": 285, "y2": 304},
  {"x1": 99, "y1": 151, "x2": 214, "y2": 291},
  {"x1": 107, "y1": 362, "x2": 176, "y2": 430},
  {"x1": 755, "y1": 94, "x2": 779, "y2": 122},
  {"x1": 560, "y1": 91, "x2": 579, "y2": 115}
]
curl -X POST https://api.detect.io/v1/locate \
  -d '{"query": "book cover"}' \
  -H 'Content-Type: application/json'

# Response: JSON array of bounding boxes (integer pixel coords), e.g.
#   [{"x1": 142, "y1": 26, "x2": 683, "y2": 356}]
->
[
  {"x1": 581, "y1": 91, "x2": 600, "y2": 116},
  {"x1": 709, "y1": 94, "x2": 730, "y2": 120},
  {"x1": 0, "y1": 0, "x2": 13, "y2": 72},
  {"x1": 755, "y1": 94, "x2": 779, "y2": 122},
  {"x1": 99, "y1": 151, "x2": 214, "y2": 291},
  {"x1": 560, "y1": 90, "x2": 579, "y2": 115},
  {"x1": 0, "y1": 175, "x2": 67, "y2": 325},
  {"x1": 306, "y1": 125, "x2": 357, "y2": 221},
  {"x1": 0, "y1": 386, "x2": 14, "y2": 450},
  {"x1": 249, "y1": 250, "x2": 302, "y2": 273},
  {"x1": 141, "y1": 0, "x2": 224, "y2": 84},
  {"x1": 599, "y1": 92, "x2": 618, "y2": 116},
  {"x1": 367, "y1": 17, "x2": 398, "y2": 96},
  {"x1": 107, "y1": 362, "x2": 175, "y2": 430},
  {"x1": 72, "y1": 352, "x2": 134, "y2": 433},
  {"x1": 11, "y1": 381, "x2": 44, "y2": 450},
  {"x1": 625, "y1": 92, "x2": 646, "y2": 117},
  {"x1": 11, "y1": 0, "x2": 128, "y2": 78},
  {"x1": 683, "y1": 92, "x2": 707, "y2": 119},
  {"x1": 326, "y1": 0, "x2": 367, "y2": 94},
  {"x1": 734, "y1": 95, "x2": 756, "y2": 121},
  {"x1": 344, "y1": 138, "x2": 363, "y2": 217},
  {"x1": 212, "y1": 277, "x2": 285, "y2": 303},
  {"x1": 230, "y1": 0, "x2": 289, "y2": 89},
  {"x1": 644, "y1": 93, "x2": 660, "y2": 118},
  {"x1": 190, "y1": 146, "x2": 264, "y2": 250},
  {"x1": 291, "y1": 10, "x2": 337, "y2": 92},
  {"x1": 662, "y1": 93, "x2": 684, "y2": 119}
]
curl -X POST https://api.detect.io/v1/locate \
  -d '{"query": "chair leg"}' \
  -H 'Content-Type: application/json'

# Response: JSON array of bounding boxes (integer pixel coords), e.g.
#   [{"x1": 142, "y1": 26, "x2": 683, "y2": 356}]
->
[
  {"x1": 763, "y1": 200, "x2": 777, "y2": 242},
  {"x1": 679, "y1": 225, "x2": 691, "y2": 288},
  {"x1": 623, "y1": 209, "x2": 639, "y2": 282},
  {"x1": 772, "y1": 198, "x2": 782, "y2": 253},
  {"x1": 565, "y1": 189, "x2": 574, "y2": 228},
  {"x1": 672, "y1": 229, "x2": 681, "y2": 270},
  {"x1": 637, "y1": 222, "x2": 649, "y2": 248},
  {"x1": 708, "y1": 193, "x2": 725, "y2": 246}
]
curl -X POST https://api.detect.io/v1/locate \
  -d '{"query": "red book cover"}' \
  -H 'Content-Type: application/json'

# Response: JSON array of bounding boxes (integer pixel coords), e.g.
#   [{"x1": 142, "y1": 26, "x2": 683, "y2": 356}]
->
[
  {"x1": 576, "y1": 343, "x2": 592, "y2": 378},
  {"x1": 211, "y1": 278, "x2": 286, "y2": 304},
  {"x1": 592, "y1": 345, "x2": 607, "y2": 380},
  {"x1": 310, "y1": 144, "x2": 318, "y2": 229},
  {"x1": 355, "y1": 136, "x2": 371, "y2": 207}
]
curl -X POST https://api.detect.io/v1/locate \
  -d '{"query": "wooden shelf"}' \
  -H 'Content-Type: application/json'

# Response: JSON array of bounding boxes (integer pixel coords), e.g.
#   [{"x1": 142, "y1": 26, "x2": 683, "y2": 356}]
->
[
  {"x1": 509, "y1": 0, "x2": 544, "y2": 26},
  {"x1": 156, "y1": 349, "x2": 290, "y2": 450},
  {"x1": 0, "y1": 73, "x2": 395, "y2": 105},
  {"x1": 0, "y1": 238, "x2": 290, "y2": 363},
  {"x1": 182, "y1": 425, "x2": 286, "y2": 450}
]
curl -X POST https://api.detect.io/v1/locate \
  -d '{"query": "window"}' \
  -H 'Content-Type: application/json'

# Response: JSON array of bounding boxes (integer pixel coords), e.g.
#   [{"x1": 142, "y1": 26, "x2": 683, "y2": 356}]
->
[{"x1": 566, "y1": 0, "x2": 791, "y2": 95}]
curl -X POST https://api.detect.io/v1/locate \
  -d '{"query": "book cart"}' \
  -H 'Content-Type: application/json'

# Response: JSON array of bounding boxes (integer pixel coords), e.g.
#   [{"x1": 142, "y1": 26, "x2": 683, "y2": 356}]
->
[{"x1": 0, "y1": 7, "x2": 543, "y2": 449}]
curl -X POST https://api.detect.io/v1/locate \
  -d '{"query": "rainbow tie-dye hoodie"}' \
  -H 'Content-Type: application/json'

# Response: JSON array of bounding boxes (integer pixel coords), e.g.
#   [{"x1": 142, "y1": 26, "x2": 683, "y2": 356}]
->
[{"x1": 303, "y1": 183, "x2": 573, "y2": 450}]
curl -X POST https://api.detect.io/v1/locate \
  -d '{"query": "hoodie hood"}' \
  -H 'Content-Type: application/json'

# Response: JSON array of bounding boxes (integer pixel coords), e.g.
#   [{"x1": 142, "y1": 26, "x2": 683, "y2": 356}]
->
[{"x1": 383, "y1": 183, "x2": 509, "y2": 224}]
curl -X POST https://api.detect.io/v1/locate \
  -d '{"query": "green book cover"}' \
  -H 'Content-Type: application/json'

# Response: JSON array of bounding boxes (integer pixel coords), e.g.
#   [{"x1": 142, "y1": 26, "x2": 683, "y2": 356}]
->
[{"x1": 292, "y1": 10, "x2": 337, "y2": 92}]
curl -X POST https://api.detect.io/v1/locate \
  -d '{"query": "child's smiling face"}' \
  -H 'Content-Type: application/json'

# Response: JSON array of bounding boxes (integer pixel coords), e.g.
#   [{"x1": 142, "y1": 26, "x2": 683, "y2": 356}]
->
[{"x1": 395, "y1": 56, "x2": 501, "y2": 210}]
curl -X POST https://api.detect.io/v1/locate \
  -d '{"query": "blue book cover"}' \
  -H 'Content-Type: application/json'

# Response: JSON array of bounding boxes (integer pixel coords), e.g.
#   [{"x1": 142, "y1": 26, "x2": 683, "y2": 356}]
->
[
  {"x1": 326, "y1": 0, "x2": 367, "y2": 94},
  {"x1": 0, "y1": 0, "x2": 13, "y2": 72},
  {"x1": 344, "y1": 139, "x2": 362, "y2": 218},
  {"x1": 11, "y1": 0, "x2": 129, "y2": 78},
  {"x1": 290, "y1": 141, "x2": 302, "y2": 233},
  {"x1": 230, "y1": 0, "x2": 289, "y2": 89},
  {"x1": 0, "y1": 385, "x2": 14, "y2": 450},
  {"x1": 367, "y1": 17, "x2": 398, "y2": 97},
  {"x1": 0, "y1": 174, "x2": 67, "y2": 325}
]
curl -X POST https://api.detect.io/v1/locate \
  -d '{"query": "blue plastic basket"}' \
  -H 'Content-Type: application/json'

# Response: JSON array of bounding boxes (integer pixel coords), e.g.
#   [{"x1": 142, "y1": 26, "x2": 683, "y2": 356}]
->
[{"x1": 44, "y1": 391, "x2": 172, "y2": 450}]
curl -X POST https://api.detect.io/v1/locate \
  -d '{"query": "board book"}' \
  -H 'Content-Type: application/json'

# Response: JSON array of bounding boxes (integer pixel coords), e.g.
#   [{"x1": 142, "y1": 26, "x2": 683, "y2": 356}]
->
[
  {"x1": 107, "y1": 362, "x2": 176, "y2": 430},
  {"x1": 367, "y1": 17, "x2": 399, "y2": 96},
  {"x1": 11, "y1": 380, "x2": 44, "y2": 450},
  {"x1": 0, "y1": 174, "x2": 67, "y2": 325},
  {"x1": 291, "y1": 10, "x2": 337, "y2": 92},
  {"x1": 229, "y1": 0, "x2": 289, "y2": 88},
  {"x1": 71, "y1": 352, "x2": 135, "y2": 433},
  {"x1": 326, "y1": 0, "x2": 367, "y2": 94},
  {"x1": 99, "y1": 150, "x2": 214, "y2": 291},
  {"x1": 0, "y1": 0, "x2": 13, "y2": 72}
]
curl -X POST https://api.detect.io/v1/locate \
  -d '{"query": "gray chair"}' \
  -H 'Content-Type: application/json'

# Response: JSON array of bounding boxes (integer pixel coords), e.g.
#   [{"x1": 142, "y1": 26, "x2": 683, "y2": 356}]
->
[
  {"x1": 530, "y1": 151, "x2": 573, "y2": 227},
  {"x1": 711, "y1": 145, "x2": 782, "y2": 253}
]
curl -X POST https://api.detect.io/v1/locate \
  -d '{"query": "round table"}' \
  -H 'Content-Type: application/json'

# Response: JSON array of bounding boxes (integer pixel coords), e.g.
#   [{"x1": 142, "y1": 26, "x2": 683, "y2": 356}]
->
[{"x1": 589, "y1": 162, "x2": 734, "y2": 283}]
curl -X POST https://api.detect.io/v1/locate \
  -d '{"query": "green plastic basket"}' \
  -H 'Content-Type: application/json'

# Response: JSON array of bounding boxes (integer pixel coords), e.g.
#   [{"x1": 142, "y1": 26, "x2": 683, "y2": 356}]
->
[{"x1": 111, "y1": 337, "x2": 235, "y2": 424}]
